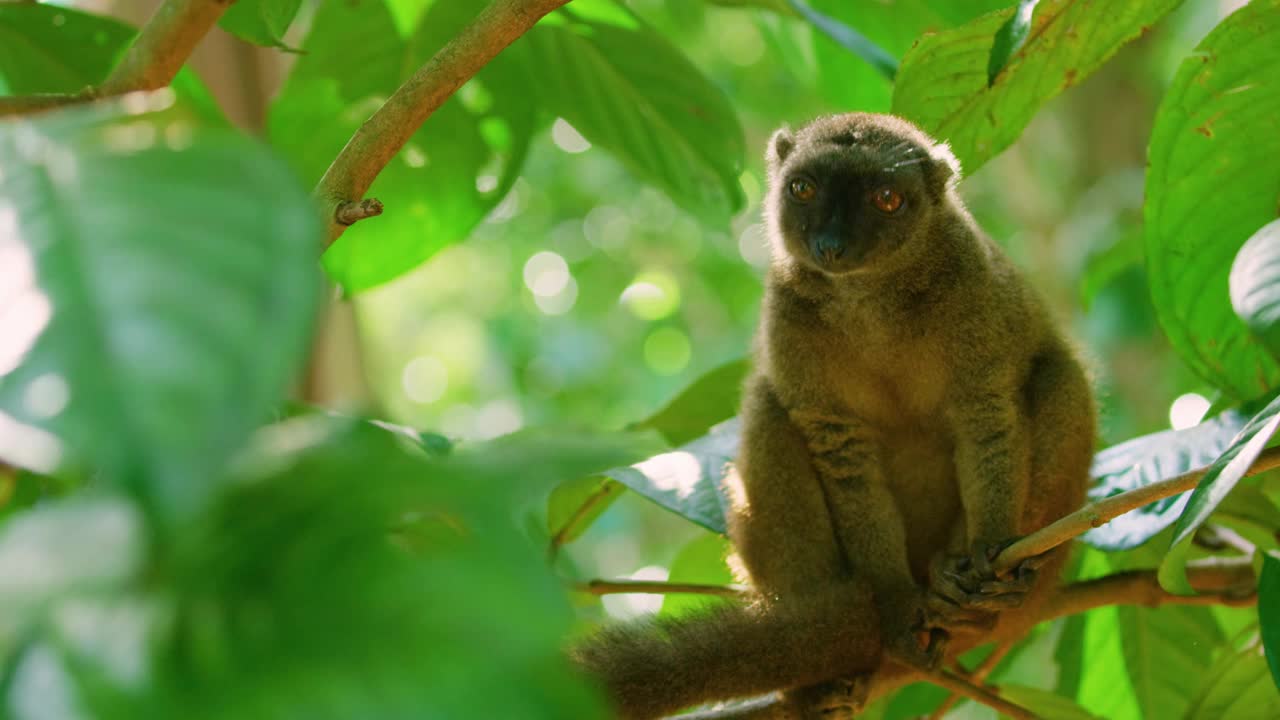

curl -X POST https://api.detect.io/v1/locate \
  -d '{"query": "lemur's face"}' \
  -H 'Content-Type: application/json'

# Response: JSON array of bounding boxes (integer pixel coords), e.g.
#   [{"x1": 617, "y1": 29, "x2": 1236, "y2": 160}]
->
[{"x1": 766, "y1": 114, "x2": 956, "y2": 276}]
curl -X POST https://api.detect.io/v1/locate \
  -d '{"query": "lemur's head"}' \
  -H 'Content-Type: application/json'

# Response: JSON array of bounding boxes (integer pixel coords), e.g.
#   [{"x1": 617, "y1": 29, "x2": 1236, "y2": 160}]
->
[{"x1": 765, "y1": 113, "x2": 961, "y2": 276}]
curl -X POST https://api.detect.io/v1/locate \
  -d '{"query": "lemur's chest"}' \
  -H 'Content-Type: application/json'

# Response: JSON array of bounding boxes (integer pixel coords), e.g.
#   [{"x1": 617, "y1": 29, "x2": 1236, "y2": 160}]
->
[{"x1": 816, "y1": 308, "x2": 954, "y2": 430}]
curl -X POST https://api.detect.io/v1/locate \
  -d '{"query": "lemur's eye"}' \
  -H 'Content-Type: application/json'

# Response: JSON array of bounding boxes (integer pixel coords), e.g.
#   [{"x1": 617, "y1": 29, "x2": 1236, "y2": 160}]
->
[
  {"x1": 869, "y1": 187, "x2": 904, "y2": 214},
  {"x1": 788, "y1": 178, "x2": 817, "y2": 203}
]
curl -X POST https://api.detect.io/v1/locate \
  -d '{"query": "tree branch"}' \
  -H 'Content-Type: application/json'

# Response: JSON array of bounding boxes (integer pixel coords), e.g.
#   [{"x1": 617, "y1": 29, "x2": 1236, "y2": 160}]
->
[
  {"x1": 0, "y1": 0, "x2": 234, "y2": 118},
  {"x1": 313, "y1": 0, "x2": 570, "y2": 242},
  {"x1": 929, "y1": 640, "x2": 1015, "y2": 720},
  {"x1": 927, "y1": 669, "x2": 1036, "y2": 720},
  {"x1": 1045, "y1": 561, "x2": 1256, "y2": 620},
  {"x1": 576, "y1": 579, "x2": 749, "y2": 598},
  {"x1": 993, "y1": 445, "x2": 1280, "y2": 573}
]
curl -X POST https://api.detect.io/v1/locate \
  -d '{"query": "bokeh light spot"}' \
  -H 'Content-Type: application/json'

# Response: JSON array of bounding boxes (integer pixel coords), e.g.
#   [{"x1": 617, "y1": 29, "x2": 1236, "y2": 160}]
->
[{"x1": 644, "y1": 327, "x2": 691, "y2": 376}]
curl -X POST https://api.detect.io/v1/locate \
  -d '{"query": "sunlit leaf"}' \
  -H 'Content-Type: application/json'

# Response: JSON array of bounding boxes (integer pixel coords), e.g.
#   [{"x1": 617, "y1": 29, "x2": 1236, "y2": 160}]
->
[
  {"x1": 635, "y1": 358, "x2": 749, "y2": 446},
  {"x1": 218, "y1": 0, "x2": 303, "y2": 50},
  {"x1": 526, "y1": 0, "x2": 745, "y2": 226},
  {"x1": 1230, "y1": 219, "x2": 1280, "y2": 364},
  {"x1": 0, "y1": 99, "x2": 323, "y2": 519},
  {"x1": 1083, "y1": 411, "x2": 1248, "y2": 550},
  {"x1": 1118, "y1": 604, "x2": 1224, "y2": 718},
  {"x1": 1146, "y1": 0, "x2": 1280, "y2": 401},
  {"x1": 1160, "y1": 393, "x2": 1280, "y2": 593},
  {"x1": 605, "y1": 418, "x2": 738, "y2": 533},
  {"x1": 892, "y1": 0, "x2": 1180, "y2": 174}
]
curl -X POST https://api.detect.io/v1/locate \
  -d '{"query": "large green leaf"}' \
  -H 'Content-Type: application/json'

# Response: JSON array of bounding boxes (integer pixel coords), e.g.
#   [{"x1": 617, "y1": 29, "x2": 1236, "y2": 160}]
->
[
  {"x1": 635, "y1": 358, "x2": 749, "y2": 446},
  {"x1": 1118, "y1": 604, "x2": 1224, "y2": 718},
  {"x1": 1184, "y1": 640, "x2": 1280, "y2": 718},
  {"x1": 1160, "y1": 393, "x2": 1280, "y2": 593},
  {"x1": 1146, "y1": 0, "x2": 1280, "y2": 401},
  {"x1": 526, "y1": 0, "x2": 745, "y2": 226},
  {"x1": 0, "y1": 99, "x2": 322, "y2": 519},
  {"x1": 270, "y1": 0, "x2": 532, "y2": 292},
  {"x1": 0, "y1": 4, "x2": 223, "y2": 124},
  {"x1": 1260, "y1": 553, "x2": 1280, "y2": 691},
  {"x1": 218, "y1": 0, "x2": 303, "y2": 50},
  {"x1": 892, "y1": 0, "x2": 1181, "y2": 174},
  {"x1": 999, "y1": 685, "x2": 1101, "y2": 720},
  {"x1": 1230, "y1": 219, "x2": 1280, "y2": 364},
  {"x1": 1083, "y1": 411, "x2": 1248, "y2": 550}
]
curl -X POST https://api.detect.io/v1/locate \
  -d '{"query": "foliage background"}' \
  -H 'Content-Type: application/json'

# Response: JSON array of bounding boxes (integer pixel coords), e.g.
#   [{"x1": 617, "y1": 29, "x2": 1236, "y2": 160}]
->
[{"x1": 4, "y1": 0, "x2": 1280, "y2": 718}]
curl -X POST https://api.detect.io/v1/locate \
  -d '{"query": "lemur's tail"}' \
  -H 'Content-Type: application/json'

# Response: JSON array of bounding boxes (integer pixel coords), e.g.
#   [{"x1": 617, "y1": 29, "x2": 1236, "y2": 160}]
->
[{"x1": 572, "y1": 583, "x2": 881, "y2": 719}]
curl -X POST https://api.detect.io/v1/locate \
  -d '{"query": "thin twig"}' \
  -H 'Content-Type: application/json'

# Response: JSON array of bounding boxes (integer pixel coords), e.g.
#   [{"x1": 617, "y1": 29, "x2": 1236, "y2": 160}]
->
[
  {"x1": 929, "y1": 640, "x2": 1015, "y2": 719},
  {"x1": 314, "y1": 0, "x2": 570, "y2": 240},
  {"x1": 548, "y1": 480, "x2": 621, "y2": 560},
  {"x1": 993, "y1": 445, "x2": 1280, "y2": 573},
  {"x1": 927, "y1": 669, "x2": 1037, "y2": 720},
  {"x1": 0, "y1": 0, "x2": 234, "y2": 118},
  {"x1": 1046, "y1": 563, "x2": 1256, "y2": 620},
  {"x1": 576, "y1": 579, "x2": 749, "y2": 598}
]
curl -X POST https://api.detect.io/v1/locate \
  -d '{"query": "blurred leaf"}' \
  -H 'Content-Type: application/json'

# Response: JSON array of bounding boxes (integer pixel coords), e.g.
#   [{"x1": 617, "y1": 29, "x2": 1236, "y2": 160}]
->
[
  {"x1": 636, "y1": 358, "x2": 749, "y2": 446},
  {"x1": 0, "y1": 495, "x2": 143, "y2": 645},
  {"x1": 1083, "y1": 411, "x2": 1248, "y2": 550},
  {"x1": 999, "y1": 685, "x2": 1101, "y2": 719},
  {"x1": 547, "y1": 475, "x2": 624, "y2": 545},
  {"x1": 1160, "y1": 393, "x2": 1280, "y2": 593},
  {"x1": 987, "y1": 0, "x2": 1040, "y2": 85},
  {"x1": 1230, "y1": 219, "x2": 1280, "y2": 364},
  {"x1": 270, "y1": 0, "x2": 533, "y2": 292},
  {"x1": 1119, "y1": 604, "x2": 1224, "y2": 718},
  {"x1": 893, "y1": 0, "x2": 1180, "y2": 174},
  {"x1": 1184, "y1": 639, "x2": 1280, "y2": 718},
  {"x1": 660, "y1": 532, "x2": 734, "y2": 618},
  {"x1": 1146, "y1": 0, "x2": 1280, "y2": 402},
  {"x1": 1073, "y1": 549, "x2": 1141, "y2": 718},
  {"x1": 1214, "y1": 484, "x2": 1280, "y2": 534},
  {"x1": 1261, "y1": 554, "x2": 1280, "y2": 691},
  {"x1": 787, "y1": 0, "x2": 897, "y2": 80},
  {"x1": 218, "y1": 0, "x2": 303, "y2": 50},
  {"x1": 0, "y1": 99, "x2": 322, "y2": 520},
  {"x1": 1080, "y1": 228, "x2": 1143, "y2": 310},
  {"x1": 605, "y1": 418, "x2": 738, "y2": 533},
  {"x1": 0, "y1": 4, "x2": 224, "y2": 125},
  {"x1": 526, "y1": 0, "x2": 746, "y2": 226}
]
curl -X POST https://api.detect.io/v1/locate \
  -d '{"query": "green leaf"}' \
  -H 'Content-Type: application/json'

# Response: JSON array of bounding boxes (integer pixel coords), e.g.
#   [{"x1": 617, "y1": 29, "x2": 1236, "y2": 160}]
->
[
  {"x1": 1146, "y1": 0, "x2": 1280, "y2": 402},
  {"x1": 1160, "y1": 393, "x2": 1280, "y2": 593},
  {"x1": 787, "y1": 0, "x2": 897, "y2": 80},
  {"x1": 218, "y1": 0, "x2": 303, "y2": 50},
  {"x1": 999, "y1": 685, "x2": 1101, "y2": 720},
  {"x1": 1118, "y1": 604, "x2": 1224, "y2": 718},
  {"x1": 1083, "y1": 411, "x2": 1248, "y2": 550},
  {"x1": 1184, "y1": 639, "x2": 1280, "y2": 718},
  {"x1": 1214, "y1": 484, "x2": 1280, "y2": 535},
  {"x1": 1231, "y1": 219, "x2": 1280, "y2": 365},
  {"x1": 635, "y1": 358, "x2": 749, "y2": 446},
  {"x1": 605, "y1": 418, "x2": 738, "y2": 533},
  {"x1": 893, "y1": 0, "x2": 1181, "y2": 174},
  {"x1": 660, "y1": 532, "x2": 734, "y2": 618},
  {"x1": 0, "y1": 99, "x2": 323, "y2": 520},
  {"x1": 0, "y1": 4, "x2": 224, "y2": 125},
  {"x1": 526, "y1": 0, "x2": 745, "y2": 226},
  {"x1": 1260, "y1": 553, "x2": 1280, "y2": 691},
  {"x1": 546, "y1": 475, "x2": 625, "y2": 545},
  {"x1": 987, "y1": 0, "x2": 1040, "y2": 85},
  {"x1": 270, "y1": 0, "x2": 533, "y2": 292}
]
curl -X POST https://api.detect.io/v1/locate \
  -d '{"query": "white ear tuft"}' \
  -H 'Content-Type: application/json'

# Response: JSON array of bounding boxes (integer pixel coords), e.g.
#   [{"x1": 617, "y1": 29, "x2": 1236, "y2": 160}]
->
[{"x1": 928, "y1": 141, "x2": 962, "y2": 184}]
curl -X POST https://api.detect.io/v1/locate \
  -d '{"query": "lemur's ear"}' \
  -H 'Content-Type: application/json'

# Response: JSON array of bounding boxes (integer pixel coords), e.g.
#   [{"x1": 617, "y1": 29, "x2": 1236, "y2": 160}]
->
[
  {"x1": 926, "y1": 141, "x2": 962, "y2": 191},
  {"x1": 768, "y1": 127, "x2": 795, "y2": 170}
]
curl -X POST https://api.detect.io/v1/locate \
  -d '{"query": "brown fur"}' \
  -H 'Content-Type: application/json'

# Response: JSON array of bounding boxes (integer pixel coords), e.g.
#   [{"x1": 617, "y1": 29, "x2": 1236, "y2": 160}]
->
[{"x1": 575, "y1": 113, "x2": 1096, "y2": 719}]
